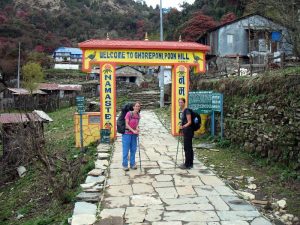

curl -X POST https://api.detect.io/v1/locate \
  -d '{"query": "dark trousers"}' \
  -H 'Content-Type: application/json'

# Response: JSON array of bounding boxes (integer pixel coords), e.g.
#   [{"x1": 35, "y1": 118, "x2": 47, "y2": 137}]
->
[{"x1": 183, "y1": 132, "x2": 194, "y2": 167}]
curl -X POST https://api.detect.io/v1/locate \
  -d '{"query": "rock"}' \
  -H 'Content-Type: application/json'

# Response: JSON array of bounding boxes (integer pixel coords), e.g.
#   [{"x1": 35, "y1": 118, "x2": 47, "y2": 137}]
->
[
  {"x1": 277, "y1": 199, "x2": 287, "y2": 209},
  {"x1": 81, "y1": 182, "x2": 96, "y2": 189},
  {"x1": 17, "y1": 166, "x2": 26, "y2": 177},
  {"x1": 235, "y1": 190, "x2": 255, "y2": 200},
  {"x1": 88, "y1": 169, "x2": 103, "y2": 176},
  {"x1": 16, "y1": 213, "x2": 24, "y2": 219},
  {"x1": 251, "y1": 199, "x2": 268, "y2": 205},
  {"x1": 273, "y1": 219, "x2": 285, "y2": 225},
  {"x1": 235, "y1": 175, "x2": 244, "y2": 180},
  {"x1": 76, "y1": 192, "x2": 100, "y2": 202},
  {"x1": 293, "y1": 216, "x2": 299, "y2": 222},
  {"x1": 268, "y1": 106, "x2": 276, "y2": 111},
  {"x1": 281, "y1": 214, "x2": 294, "y2": 222},
  {"x1": 194, "y1": 143, "x2": 216, "y2": 149},
  {"x1": 247, "y1": 176, "x2": 255, "y2": 183},
  {"x1": 247, "y1": 184, "x2": 257, "y2": 190},
  {"x1": 209, "y1": 164, "x2": 215, "y2": 168}
]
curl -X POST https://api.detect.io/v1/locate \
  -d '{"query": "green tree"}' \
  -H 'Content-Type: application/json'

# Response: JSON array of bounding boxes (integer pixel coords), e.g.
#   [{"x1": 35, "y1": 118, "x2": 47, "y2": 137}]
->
[
  {"x1": 22, "y1": 62, "x2": 44, "y2": 94},
  {"x1": 26, "y1": 52, "x2": 53, "y2": 69}
]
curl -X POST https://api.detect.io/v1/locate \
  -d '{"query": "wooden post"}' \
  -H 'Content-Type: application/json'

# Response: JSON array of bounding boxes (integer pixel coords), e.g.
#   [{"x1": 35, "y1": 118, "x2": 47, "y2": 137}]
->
[
  {"x1": 280, "y1": 52, "x2": 285, "y2": 68},
  {"x1": 249, "y1": 55, "x2": 253, "y2": 76},
  {"x1": 237, "y1": 54, "x2": 240, "y2": 76}
]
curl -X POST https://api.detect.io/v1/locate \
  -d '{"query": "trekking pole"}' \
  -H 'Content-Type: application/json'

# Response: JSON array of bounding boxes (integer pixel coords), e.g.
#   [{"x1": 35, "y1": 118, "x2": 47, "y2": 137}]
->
[
  {"x1": 181, "y1": 135, "x2": 184, "y2": 164},
  {"x1": 175, "y1": 131, "x2": 181, "y2": 169},
  {"x1": 175, "y1": 136, "x2": 179, "y2": 169},
  {"x1": 137, "y1": 135, "x2": 142, "y2": 170}
]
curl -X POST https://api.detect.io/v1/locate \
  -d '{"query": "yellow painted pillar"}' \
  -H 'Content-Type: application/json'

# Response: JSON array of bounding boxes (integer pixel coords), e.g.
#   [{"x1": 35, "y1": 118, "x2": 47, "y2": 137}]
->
[
  {"x1": 171, "y1": 64, "x2": 189, "y2": 136},
  {"x1": 100, "y1": 63, "x2": 116, "y2": 140}
]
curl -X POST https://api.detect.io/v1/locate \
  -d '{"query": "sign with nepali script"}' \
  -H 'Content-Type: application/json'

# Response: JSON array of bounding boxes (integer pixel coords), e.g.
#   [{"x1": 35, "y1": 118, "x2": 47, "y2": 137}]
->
[
  {"x1": 82, "y1": 49, "x2": 205, "y2": 73},
  {"x1": 189, "y1": 91, "x2": 213, "y2": 114},
  {"x1": 171, "y1": 65, "x2": 189, "y2": 136},
  {"x1": 100, "y1": 63, "x2": 116, "y2": 139}
]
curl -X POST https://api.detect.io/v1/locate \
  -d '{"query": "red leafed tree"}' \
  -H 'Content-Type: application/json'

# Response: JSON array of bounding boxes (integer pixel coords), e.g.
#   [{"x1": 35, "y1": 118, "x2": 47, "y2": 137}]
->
[
  {"x1": 220, "y1": 12, "x2": 237, "y2": 24},
  {"x1": 180, "y1": 11, "x2": 217, "y2": 42},
  {"x1": 135, "y1": 19, "x2": 145, "y2": 40},
  {"x1": 16, "y1": 10, "x2": 28, "y2": 19},
  {"x1": 34, "y1": 45, "x2": 45, "y2": 52},
  {"x1": 0, "y1": 14, "x2": 7, "y2": 24}
]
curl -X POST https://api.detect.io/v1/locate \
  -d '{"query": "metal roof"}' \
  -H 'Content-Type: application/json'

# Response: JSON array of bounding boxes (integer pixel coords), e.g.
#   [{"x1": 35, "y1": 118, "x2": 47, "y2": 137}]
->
[
  {"x1": 7, "y1": 88, "x2": 47, "y2": 95},
  {"x1": 38, "y1": 83, "x2": 82, "y2": 91},
  {"x1": 54, "y1": 47, "x2": 82, "y2": 55},
  {"x1": 58, "y1": 84, "x2": 82, "y2": 91},
  {"x1": 79, "y1": 40, "x2": 210, "y2": 51},
  {"x1": 0, "y1": 112, "x2": 49, "y2": 124}
]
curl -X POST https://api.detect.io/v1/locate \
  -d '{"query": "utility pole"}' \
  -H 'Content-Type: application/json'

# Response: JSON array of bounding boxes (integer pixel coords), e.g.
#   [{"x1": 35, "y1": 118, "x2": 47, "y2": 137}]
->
[
  {"x1": 159, "y1": 0, "x2": 164, "y2": 107},
  {"x1": 17, "y1": 42, "x2": 21, "y2": 88}
]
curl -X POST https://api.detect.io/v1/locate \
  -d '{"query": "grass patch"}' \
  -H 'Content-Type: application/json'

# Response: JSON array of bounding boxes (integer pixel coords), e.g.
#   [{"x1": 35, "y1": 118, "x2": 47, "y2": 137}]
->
[
  {"x1": 0, "y1": 107, "x2": 97, "y2": 224},
  {"x1": 194, "y1": 137, "x2": 300, "y2": 218}
]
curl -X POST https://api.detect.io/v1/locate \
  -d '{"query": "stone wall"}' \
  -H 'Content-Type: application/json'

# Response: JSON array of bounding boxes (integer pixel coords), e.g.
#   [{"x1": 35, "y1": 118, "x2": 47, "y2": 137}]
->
[{"x1": 195, "y1": 74, "x2": 300, "y2": 167}]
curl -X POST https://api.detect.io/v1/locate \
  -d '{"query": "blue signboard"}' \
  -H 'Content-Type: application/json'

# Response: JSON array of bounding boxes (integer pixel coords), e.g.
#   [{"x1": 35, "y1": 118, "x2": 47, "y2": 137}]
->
[
  {"x1": 189, "y1": 91, "x2": 224, "y2": 138},
  {"x1": 76, "y1": 96, "x2": 85, "y2": 151},
  {"x1": 189, "y1": 91, "x2": 213, "y2": 114},
  {"x1": 212, "y1": 93, "x2": 223, "y2": 112},
  {"x1": 76, "y1": 96, "x2": 85, "y2": 114}
]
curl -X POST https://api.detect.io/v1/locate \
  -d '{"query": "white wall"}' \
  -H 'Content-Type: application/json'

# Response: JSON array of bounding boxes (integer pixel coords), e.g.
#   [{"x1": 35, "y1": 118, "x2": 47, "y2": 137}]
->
[{"x1": 54, "y1": 64, "x2": 79, "y2": 70}]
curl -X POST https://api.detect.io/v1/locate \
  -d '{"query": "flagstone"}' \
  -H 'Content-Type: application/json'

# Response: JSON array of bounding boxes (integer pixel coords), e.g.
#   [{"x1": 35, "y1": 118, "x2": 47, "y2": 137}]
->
[
  {"x1": 102, "y1": 196, "x2": 130, "y2": 208},
  {"x1": 130, "y1": 195, "x2": 162, "y2": 207},
  {"x1": 106, "y1": 185, "x2": 133, "y2": 197},
  {"x1": 132, "y1": 183, "x2": 154, "y2": 194}
]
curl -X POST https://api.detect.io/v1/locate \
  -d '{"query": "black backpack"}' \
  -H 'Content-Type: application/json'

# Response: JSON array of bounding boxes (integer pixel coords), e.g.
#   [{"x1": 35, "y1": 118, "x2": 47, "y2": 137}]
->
[
  {"x1": 186, "y1": 108, "x2": 201, "y2": 131},
  {"x1": 117, "y1": 103, "x2": 134, "y2": 134}
]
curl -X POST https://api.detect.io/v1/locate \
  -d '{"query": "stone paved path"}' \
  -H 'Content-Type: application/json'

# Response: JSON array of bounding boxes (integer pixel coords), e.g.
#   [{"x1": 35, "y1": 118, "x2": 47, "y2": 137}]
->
[{"x1": 98, "y1": 110, "x2": 272, "y2": 225}]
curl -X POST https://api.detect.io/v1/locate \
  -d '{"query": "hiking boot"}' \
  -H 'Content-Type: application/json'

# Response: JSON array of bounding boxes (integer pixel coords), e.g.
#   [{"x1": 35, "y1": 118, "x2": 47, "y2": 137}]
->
[
  {"x1": 123, "y1": 166, "x2": 129, "y2": 171},
  {"x1": 130, "y1": 164, "x2": 137, "y2": 170},
  {"x1": 178, "y1": 164, "x2": 187, "y2": 169},
  {"x1": 179, "y1": 164, "x2": 192, "y2": 170}
]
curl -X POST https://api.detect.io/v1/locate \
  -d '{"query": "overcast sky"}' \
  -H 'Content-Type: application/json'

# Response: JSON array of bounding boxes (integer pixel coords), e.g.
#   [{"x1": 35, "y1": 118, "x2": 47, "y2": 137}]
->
[{"x1": 141, "y1": 0, "x2": 195, "y2": 10}]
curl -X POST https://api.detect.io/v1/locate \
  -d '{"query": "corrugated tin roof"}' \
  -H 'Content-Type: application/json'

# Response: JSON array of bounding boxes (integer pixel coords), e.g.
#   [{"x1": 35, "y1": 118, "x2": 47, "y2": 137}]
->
[
  {"x1": 201, "y1": 13, "x2": 285, "y2": 35},
  {"x1": 38, "y1": 83, "x2": 59, "y2": 90},
  {"x1": 79, "y1": 40, "x2": 210, "y2": 51},
  {"x1": 58, "y1": 84, "x2": 82, "y2": 91},
  {"x1": 54, "y1": 47, "x2": 82, "y2": 55},
  {"x1": 33, "y1": 110, "x2": 53, "y2": 122},
  {"x1": 7, "y1": 88, "x2": 47, "y2": 95},
  {"x1": 38, "y1": 83, "x2": 82, "y2": 91},
  {"x1": 0, "y1": 111, "x2": 52, "y2": 124}
]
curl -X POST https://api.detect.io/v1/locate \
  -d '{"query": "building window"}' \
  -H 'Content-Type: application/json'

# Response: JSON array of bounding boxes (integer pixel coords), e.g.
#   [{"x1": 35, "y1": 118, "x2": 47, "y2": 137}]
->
[{"x1": 227, "y1": 34, "x2": 234, "y2": 48}]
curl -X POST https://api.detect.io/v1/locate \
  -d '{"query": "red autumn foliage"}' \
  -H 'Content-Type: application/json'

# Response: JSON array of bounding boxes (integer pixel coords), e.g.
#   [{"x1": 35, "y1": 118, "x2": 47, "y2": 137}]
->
[
  {"x1": 59, "y1": 38, "x2": 71, "y2": 47},
  {"x1": 0, "y1": 14, "x2": 7, "y2": 24},
  {"x1": 135, "y1": 19, "x2": 145, "y2": 39},
  {"x1": 220, "y1": 12, "x2": 237, "y2": 24},
  {"x1": 34, "y1": 45, "x2": 45, "y2": 52},
  {"x1": 16, "y1": 10, "x2": 28, "y2": 19},
  {"x1": 181, "y1": 11, "x2": 217, "y2": 41}
]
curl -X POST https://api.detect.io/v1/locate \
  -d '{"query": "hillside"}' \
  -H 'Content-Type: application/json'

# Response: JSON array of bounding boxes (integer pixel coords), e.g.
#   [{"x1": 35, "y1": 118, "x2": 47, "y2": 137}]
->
[
  {"x1": 0, "y1": 0, "x2": 160, "y2": 81},
  {"x1": 0, "y1": 0, "x2": 249, "y2": 82}
]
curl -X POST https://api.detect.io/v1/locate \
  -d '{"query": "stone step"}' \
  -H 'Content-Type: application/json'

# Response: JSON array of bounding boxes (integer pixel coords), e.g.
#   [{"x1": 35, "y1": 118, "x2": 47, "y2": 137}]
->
[{"x1": 76, "y1": 192, "x2": 100, "y2": 203}]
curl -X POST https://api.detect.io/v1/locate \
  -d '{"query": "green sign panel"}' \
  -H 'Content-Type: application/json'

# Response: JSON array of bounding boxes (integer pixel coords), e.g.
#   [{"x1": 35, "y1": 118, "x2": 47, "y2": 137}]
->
[
  {"x1": 212, "y1": 93, "x2": 223, "y2": 112},
  {"x1": 76, "y1": 96, "x2": 85, "y2": 113},
  {"x1": 189, "y1": 91, "x2": 213, "y2": 114},
  {"x1": 100, "y1": 129, "x2": 110, "y2": 144}
]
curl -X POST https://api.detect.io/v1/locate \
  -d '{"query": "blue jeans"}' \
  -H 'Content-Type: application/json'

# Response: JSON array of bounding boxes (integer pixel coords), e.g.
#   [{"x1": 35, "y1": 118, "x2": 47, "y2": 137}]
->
[{"x1": 122, "y1": 134, "x2": 138, "y2": 167}]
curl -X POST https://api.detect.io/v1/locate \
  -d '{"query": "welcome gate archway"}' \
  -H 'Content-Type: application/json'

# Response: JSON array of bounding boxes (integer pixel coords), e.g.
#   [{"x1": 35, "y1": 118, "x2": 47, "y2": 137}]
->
[{"x1": 79, "y1": 39, "x2": 210, "y2": 139}]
